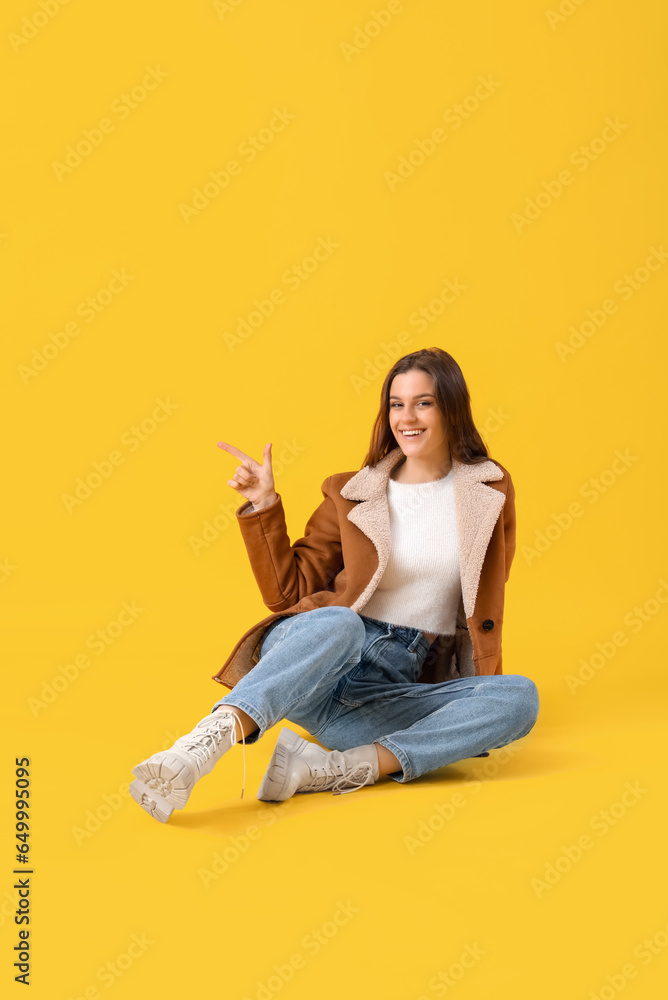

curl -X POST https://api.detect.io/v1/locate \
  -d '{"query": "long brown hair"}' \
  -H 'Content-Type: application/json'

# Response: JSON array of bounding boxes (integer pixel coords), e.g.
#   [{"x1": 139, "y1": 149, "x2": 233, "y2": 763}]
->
[{"x1": 360, "y1": 347, "x2": 489, "y2": 469}]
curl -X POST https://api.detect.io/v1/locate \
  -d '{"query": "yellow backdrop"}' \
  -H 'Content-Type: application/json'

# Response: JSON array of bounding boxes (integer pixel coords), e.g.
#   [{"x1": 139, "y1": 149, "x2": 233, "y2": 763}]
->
[{"x1": 2, "y1": 1, "x2": 667, "y2": 997}]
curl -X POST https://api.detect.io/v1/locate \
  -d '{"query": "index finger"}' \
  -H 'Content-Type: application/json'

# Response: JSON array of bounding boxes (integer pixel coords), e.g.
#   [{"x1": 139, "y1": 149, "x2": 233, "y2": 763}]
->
[{"x1": 217, "y1": 440, "x2": 256, "y2": 467}]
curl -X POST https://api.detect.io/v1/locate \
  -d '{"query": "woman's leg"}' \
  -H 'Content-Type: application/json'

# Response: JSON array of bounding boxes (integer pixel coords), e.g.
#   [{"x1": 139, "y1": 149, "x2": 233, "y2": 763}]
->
[
  {"x1": 130, "y1": 606, "x2": 369, "y2": 819},
  {"x1": 209, "y1": 606, "x2": 368, "y2": 745},
  {"x1": 374, "y1": 743, "x2": 402, "y2": 775},
  {"x1": 311, "y1": 625, "x2": 540, "y2": 783},
  {"x1": 214, "y1": 706, "x2": 259, "y2": 742},
  {"x1": 370, "y1": 674, "x2": 540, "y2": 781}
]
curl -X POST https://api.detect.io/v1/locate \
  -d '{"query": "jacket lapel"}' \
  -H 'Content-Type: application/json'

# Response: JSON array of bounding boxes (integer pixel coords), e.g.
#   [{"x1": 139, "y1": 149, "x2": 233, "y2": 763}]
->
[{"x1": 340, "y1": 446, "x2": 506, "y2": 620}]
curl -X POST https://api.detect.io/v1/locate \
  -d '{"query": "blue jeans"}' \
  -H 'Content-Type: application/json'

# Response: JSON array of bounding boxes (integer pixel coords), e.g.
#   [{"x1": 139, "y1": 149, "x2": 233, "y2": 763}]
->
[{"x1": 211, "y1": 606, "x2": 539, "y2": 783}]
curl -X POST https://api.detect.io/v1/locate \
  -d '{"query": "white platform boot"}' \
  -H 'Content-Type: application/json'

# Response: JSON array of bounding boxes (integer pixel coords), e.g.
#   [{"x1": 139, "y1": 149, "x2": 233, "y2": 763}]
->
[
  {"x1": 257, "y1": 727, "x2": 380, "y2": 802},
  {"x1": 130, "y1": 708, "x2": 247, "y2": 822}
]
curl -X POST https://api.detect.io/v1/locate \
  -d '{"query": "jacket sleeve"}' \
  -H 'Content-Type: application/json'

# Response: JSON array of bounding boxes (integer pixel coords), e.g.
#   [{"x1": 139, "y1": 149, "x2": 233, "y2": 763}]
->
[
  {"x1": 503, "y1": 474, "x2": 516, "y2": 582},
  {"x1": 235, "y1": 476, "x2": 343, "y2": 612}
]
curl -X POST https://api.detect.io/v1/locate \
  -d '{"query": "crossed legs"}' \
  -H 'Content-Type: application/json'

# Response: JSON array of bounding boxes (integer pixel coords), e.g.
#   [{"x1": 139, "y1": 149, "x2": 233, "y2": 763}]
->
[{"x1": 217, "y1": 703, "x2": 402, "y2": 776}]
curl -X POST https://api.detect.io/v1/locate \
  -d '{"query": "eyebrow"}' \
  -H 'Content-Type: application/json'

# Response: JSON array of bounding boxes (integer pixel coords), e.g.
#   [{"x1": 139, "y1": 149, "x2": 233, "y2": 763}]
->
[{"x1": 389, "y1": 393, "x2": 435, "y2": 400}]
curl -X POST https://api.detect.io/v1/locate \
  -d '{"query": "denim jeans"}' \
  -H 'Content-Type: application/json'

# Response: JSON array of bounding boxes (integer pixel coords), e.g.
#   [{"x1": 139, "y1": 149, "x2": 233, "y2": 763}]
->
[{"x1": 211, "y1": 606, "x2": 540, "y2": 783}]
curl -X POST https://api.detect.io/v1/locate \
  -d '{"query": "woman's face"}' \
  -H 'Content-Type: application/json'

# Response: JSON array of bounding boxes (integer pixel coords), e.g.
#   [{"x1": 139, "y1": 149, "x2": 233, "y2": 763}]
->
[{"x1": 388, "y1": 369, "x2": 449, "y2": 460}]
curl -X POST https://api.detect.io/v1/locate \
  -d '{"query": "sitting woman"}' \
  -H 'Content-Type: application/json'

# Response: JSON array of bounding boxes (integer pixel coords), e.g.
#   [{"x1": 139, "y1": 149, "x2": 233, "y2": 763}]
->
[{"x1": 130, "y1": 346, "x2": 539, "y2": 822}]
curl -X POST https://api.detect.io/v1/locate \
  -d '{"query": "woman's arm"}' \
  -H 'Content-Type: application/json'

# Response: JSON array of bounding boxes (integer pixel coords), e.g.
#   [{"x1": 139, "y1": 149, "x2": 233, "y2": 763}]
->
[{"x1": 235, "y1": 476, "x2": 343, "y2": 611}]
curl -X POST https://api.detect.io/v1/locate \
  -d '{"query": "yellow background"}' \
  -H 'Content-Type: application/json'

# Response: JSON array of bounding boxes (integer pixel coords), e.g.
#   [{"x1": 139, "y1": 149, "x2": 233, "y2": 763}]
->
[{"x1": 2, "y1": 0, "x2": 667, "y2": 996}]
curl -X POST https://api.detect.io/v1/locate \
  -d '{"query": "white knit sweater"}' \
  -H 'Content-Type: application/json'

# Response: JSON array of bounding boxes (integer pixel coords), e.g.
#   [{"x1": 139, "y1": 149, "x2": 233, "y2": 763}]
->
[{"x1": 358, "y1": 468, "x2": 462, "y2": 636}]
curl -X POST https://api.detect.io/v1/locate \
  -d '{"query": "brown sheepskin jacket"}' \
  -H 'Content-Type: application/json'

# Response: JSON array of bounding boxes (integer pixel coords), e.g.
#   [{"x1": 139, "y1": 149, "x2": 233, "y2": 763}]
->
[{"x1": 212, "y1": 445, "x2": 516, "y2": 691}]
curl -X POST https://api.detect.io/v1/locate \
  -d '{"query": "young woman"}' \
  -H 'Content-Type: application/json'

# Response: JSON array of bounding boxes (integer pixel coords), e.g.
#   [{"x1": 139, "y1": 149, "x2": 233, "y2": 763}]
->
[{"x1": 130, "y1": 347, "x2": 539, "y2": 822}]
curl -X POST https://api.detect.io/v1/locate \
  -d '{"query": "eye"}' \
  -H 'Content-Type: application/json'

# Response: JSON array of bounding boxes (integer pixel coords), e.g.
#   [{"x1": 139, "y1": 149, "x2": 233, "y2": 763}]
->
[{"x1": 390, "y1": 401, "x2": 433, "y2": 407}]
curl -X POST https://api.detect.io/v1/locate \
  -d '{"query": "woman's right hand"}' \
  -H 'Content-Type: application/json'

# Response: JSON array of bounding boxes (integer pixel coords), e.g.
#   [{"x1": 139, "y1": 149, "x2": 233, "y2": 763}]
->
[{"x1": 217, "y1": 441, "x2": 277, "y2": 509}]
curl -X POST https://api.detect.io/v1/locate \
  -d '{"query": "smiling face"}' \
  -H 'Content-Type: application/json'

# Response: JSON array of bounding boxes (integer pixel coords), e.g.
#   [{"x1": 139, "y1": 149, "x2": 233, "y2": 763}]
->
[{"x1": 388, "y1": 368, "x2": 450, "y2": 463}]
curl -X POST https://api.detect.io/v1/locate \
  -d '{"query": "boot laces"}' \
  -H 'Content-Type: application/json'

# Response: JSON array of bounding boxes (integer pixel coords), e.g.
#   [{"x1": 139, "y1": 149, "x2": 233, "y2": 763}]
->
[
  {"x1": 303, "y1": 759, "x2": 374, "y2": 796},
  {"x1": 177, "y1": 713, "x2": 247, "y2": 799}
]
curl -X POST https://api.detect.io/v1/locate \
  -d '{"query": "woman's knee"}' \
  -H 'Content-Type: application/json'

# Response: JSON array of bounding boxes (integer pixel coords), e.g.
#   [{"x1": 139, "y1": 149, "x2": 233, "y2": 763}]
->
[
  {"x1": 280, "y1": 606, "x2": 365, "y2": 657},
  {"x1": 307, "y1": 605, "x2": 363, "y2": 629},
  {"x1": 510, "y1": 676, "x2": 540, "y2": 731},
  {"x1": 308, "y1": 605, "x2": 360, "y2": 624}
]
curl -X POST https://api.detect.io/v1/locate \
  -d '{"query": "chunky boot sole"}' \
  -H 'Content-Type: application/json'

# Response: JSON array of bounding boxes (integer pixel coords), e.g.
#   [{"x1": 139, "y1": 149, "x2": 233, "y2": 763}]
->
[
  {"x1": 256, "y1": 727, "x2": 307, "y2": 802},
  {"x1": 131, "y1": 752, "x2": 198, "y2": 810},
  {"x1": 129, "y1": 778, "x2": 175, "y2": 823}
]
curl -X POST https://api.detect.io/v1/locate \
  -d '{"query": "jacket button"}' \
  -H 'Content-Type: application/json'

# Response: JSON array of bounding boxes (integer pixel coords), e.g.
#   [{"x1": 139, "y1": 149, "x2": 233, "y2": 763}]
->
[{"x1": 482, "y1": 619, "x2": 494, "y2": 631}]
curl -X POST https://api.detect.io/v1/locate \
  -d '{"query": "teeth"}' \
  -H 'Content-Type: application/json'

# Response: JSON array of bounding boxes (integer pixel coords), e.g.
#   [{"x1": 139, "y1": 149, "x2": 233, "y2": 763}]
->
[{"x1": 402, "y1": 430, "x2": 424, "y2": 436}]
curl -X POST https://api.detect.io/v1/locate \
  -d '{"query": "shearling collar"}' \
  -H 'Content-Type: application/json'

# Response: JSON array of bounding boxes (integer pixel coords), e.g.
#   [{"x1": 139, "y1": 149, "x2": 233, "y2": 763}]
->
[{"x1": 340, "y1": 446, "x2": 507, "y2": 620}]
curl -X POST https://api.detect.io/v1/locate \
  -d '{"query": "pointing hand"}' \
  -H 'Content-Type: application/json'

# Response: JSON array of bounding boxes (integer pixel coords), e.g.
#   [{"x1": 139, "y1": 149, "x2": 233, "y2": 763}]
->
[{"x1": 217, "y1": 441, "x2": 277, "y2": 509}]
